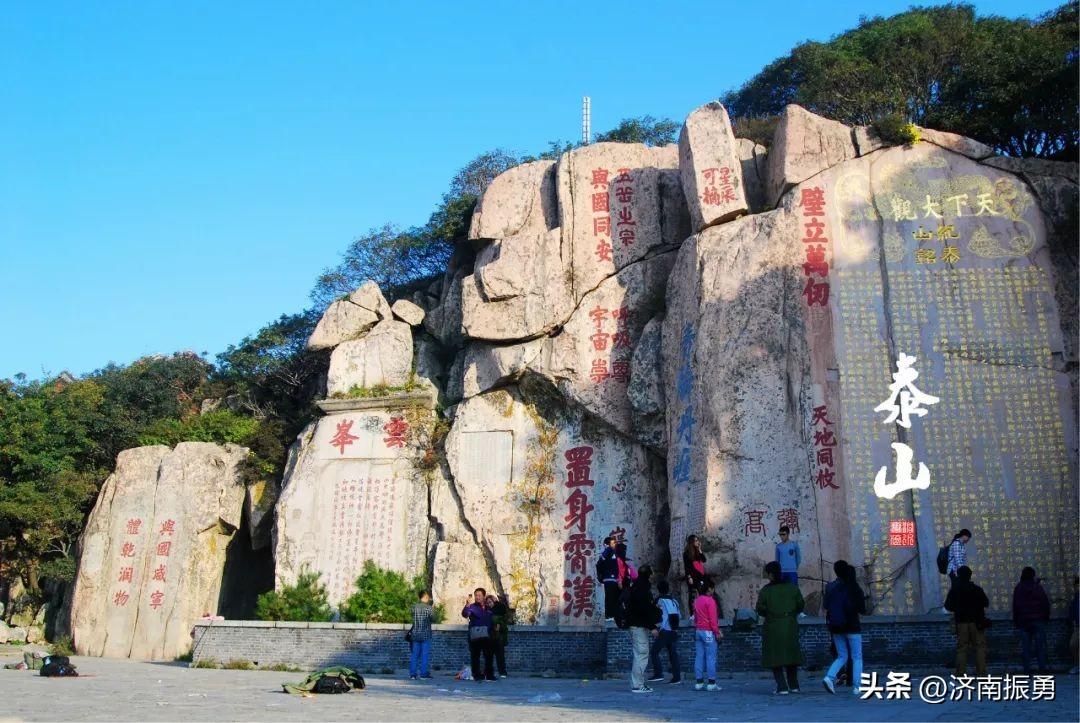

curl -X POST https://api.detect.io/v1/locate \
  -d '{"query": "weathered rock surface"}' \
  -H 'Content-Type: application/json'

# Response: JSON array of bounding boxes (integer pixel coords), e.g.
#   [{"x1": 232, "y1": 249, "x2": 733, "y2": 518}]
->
[
  {"x1": 462, "y1": 338, "x2": 545, "y2": 399},
  {"x1": 469, "y1": 160, "x2": 558, "y2": 241},
  {"x1": 538, "y1": 252, "x2": 677, "y2": 440},
  {"x1": 444, "y1": 381, "x2": 666, "y2": 624},
  {"x1": 853, "y1": 125, "x2": 888, "y2": 156},
  {"x1": 349, "y1": 280, "x2": 393, "y2": 320},
  {"x1": 424, "y1": 267, "x2": 466, "y2": 349},
  {"x1": 981, "y1": 155, "x2": 1079, "y2": 182},
  {"x1": 679, "y1": 101, "x2": 748, "y2": 231},
  {"x1": 307, "y1": 299, "x2": 379, "y2": 350},
  {"x1": 327, "y1": 320, "x2": 414, "y2": 396},
  {"x1": 391, "y1": 299, "x2": 426, "y2": 327},
  {"x1": 766, "y1": 104, "x2": 857, "y2": 206},
  {"x1": 557, "y1": 143, "x2": 686, "y2": 299},
  {"x1": 245, "y1": 478, "x2": 279, "y2": 551},
  {"x1": 71, "y1": 443, "x2": 248, "y2": 660},
  {"x1": 628, "y1": 314, "x2": 666, "y2": 450},
  {"x1": 273, "y1": 405, "x2": 435, "y2": 605},
  {"x1": 461, "y1": 228, "x2": 574, "y2": 341},
  {"x1": 919, "y1": 127, "x2": 995, "y2": 160},
  {"x1": 736, "y1": 139, "x2": 769, "y2": 214}
]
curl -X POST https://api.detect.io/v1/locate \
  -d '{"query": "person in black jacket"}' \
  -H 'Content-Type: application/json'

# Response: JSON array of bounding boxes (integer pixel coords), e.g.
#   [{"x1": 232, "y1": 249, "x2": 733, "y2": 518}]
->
[
  {"x1": 627, "y1": 565, "x2": 660, "y2": 693},
  {"x1": 596, "y1": 536, "x2": 620, "y2": 621},
  {"x1": 821, "y1": 561, "x2": 866, "y2": 696},
  {"x1": 944, "y1": 565, "x2": 990, "y2": 675},
  {"x1": 1012, "y1": 567, "x2": 1051, "y2": 674}
]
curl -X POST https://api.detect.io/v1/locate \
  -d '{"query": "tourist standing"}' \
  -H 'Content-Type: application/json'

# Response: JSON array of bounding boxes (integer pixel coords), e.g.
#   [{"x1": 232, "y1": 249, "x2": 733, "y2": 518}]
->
[
  {"x1": 756, "y1": 561, "x2": 804, "y2": 695},
  {"x1": 1070, "y1": 575, "x2": 1079, "y2": 674},
  {"x1": 946, "y1": 529, "x2": 971, "y2": 584},
  {"x1": 597, "y1": 536, "x2": 620, "y2": 620},
  {"x1": 821, "y1": 561, "x2": 866, "y2": 696},
  {"x1": 944, "y1": 566, "x2": 989, "y2": 676},
  {"x1": 648, "y1": 579, "x2": 682, "y2": 685},
  {"x1": 693, "y1": 578, "x2": 721, "y2": 691},
  {"x1": 775, "y1": 526, "x2": 801, "y2": 587},
  {"x1": 461, "y1": 588, "x2": 496, "y2": 682},
  {"x1": 487, "y1": 593, "x2": 512, "y2": 678},
  {"x1": 682, "y1": 535, "x2": 707, "y2": 601},
  {"x1": 616, "y1": 543, "x2": 638, "y2": 589},
  {"x1": 1012, "y1": 566, "x2": 1051, "y2": 674},
  {"x1": 408, "y1": 590, "x2": 434, "y2": 680},
  {"x1": 627, "y1": 565, "x2": 660, "y2": 693}
]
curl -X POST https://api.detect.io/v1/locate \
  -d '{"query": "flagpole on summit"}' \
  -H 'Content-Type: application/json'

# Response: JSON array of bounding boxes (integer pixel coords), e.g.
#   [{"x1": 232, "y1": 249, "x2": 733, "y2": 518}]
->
[{"x1": 582, "y1": 96, "x2": 591, "y2": 145}]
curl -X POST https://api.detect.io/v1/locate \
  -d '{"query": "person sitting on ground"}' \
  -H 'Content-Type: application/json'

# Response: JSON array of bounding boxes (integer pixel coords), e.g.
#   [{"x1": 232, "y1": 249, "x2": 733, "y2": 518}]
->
[
  {"x1": 408, "y1": 590, "x2": 434, "y2": 680},
  {"x1": 944, "y1": 565, "x2": 989, "y2": 676},
  {"x1": 756, "y1": 561, "x2": 804, "y2": 695},
  {"x1": 461, "y1": 588, "x2": 496, "y2": 682},
  {"x1": 1012, "y1": 566, "x2": 1051, "y2": 674}
]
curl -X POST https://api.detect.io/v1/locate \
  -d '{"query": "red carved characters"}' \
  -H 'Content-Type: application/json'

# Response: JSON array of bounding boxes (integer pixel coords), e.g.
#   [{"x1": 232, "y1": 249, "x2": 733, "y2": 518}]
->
[
  {"x1": 587, "y1": 305, "x2": 632, "y2": 386},
  {"x1": 329, "y1": 419, "x2": 359, "y2": 455},
  {"x1": 562, "y1": 446, "x2": 597, "y2": 619},
  {"x1": 889, "y1": 519, "x2": 916, "y2": 547},
  {"x1": 744, "y1": 509, "x2": 767, "y2": 536},
  {"x1": 591, "y1": 167, "x2": 613, "y2": 262},
  {"x1": 383, "y1": 416, "x2": 408, "y2": 448},
  {"x1": 800, "y1": 187, "x2": 830, "y2": 307},
  {"x1": 812, "y1": 405, "x2": 839, "y2": 490},
  {"x1": 701, "y1": 167, "x2": 737, "y2": 206},
  {"x1": 613, "y1": 168, "x2": 636, "y2": 246}
]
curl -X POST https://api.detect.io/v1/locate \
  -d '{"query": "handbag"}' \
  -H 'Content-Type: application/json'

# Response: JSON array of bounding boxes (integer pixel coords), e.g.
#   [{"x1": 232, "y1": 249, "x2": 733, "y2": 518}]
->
[
  {"x1": 405, "y1": 627, "x2": 413, "y2": 643},
  {"x1": 469, "y1": 625, "x2": 490, "y2": 641}
]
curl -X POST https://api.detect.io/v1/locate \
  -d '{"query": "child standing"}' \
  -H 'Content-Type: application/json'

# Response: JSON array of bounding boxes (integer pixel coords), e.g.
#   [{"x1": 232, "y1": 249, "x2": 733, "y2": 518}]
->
[{"x1": 693, "y1": 578, "x2": 722, "y2": 691}]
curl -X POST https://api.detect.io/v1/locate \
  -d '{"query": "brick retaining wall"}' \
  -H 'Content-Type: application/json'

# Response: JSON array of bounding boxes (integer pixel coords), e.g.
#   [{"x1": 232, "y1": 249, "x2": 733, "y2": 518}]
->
[{"x1": 192, "y1": 614, "x2": 1073, "y2": 677}]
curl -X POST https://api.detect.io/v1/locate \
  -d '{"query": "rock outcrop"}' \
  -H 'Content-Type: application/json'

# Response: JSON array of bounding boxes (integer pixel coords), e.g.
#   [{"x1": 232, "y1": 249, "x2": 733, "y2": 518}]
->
[{"x1": 71, "y1": 443, "x2": 249, "y2": 660}]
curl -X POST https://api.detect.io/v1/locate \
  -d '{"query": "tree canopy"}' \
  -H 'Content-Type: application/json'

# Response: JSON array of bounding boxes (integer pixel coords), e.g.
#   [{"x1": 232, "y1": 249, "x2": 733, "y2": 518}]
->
[{"x1": 723, "y1": 2, "x2": 1078, "y2": 159}]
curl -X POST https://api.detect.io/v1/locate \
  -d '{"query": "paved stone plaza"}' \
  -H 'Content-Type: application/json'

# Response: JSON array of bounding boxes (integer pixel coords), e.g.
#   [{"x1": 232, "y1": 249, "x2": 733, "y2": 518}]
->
[{"x1": 0, "y1": 649, "x2": 1076, "y2": 721}]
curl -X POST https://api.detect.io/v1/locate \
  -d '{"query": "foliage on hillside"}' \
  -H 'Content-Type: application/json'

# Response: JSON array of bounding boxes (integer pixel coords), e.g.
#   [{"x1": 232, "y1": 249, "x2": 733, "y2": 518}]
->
[
  {"x1": 723, "y1": 2, "x2": 1078, "y2": 159},
  {"x1": 339, "y1": 561, "x2": 446, "y2": 624},
  {"x1": 254, "y1": 570, "x2": 333, "y2": 622}
]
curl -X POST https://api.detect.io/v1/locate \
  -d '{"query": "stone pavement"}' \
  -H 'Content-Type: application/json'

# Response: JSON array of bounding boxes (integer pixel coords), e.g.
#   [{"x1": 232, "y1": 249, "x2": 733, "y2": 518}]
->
[{"x1": 0, "y1": 649, "x2": 1075, "y2": 721}]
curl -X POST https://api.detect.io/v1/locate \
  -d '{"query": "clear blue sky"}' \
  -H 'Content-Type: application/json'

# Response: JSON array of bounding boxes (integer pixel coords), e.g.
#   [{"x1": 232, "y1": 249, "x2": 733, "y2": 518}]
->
[{"x1": 0, "y1": 1, "x2": 1061, "y2": 380}]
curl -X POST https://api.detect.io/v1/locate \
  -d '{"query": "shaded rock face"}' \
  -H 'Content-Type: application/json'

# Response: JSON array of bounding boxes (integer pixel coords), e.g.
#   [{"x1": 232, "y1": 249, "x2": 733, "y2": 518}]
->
[
  {"x1": 273, "y1": 409, "x2": 434, "y2": 605},
  {"x1": 444, "y1": 380, "x2": 666, "y2": 624},
  {"x1": 666, "y1": 135, "x2": 1078, "y2": 615},
  {"x1": 71, "y1": 443, "x2": 249, "y2": 660}
]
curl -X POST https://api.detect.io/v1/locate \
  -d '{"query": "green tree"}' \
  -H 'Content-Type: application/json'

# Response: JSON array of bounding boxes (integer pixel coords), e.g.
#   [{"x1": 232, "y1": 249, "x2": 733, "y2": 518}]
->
[
  {"x1": 254, "y1": 570, "x2": 333, "y2": 622},
  {"x1": 722, "y1": 3, "x2": 1078, "y2": 159},
  {"x1": 593, "y1": 115, "x2": 679, "y2": 146},
  {"x1": 339, "y1": 561, "x2": 446, "y2": 624}
]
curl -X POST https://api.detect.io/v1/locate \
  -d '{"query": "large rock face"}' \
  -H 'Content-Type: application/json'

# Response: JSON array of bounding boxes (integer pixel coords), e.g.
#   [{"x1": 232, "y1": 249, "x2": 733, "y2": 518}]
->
[
  {"x1": 679, "y1": 101, "x2": 748, "y2": 231},
  {"x1": 666, "y1": 130, "x2": 1078, "y2": 615},
  {"x1": 444, "y1": 379, "x2": 667, "y2": 624},
  {"x1": 71, "y1": 443, "x2": 248, "y2": 660},
  {"x1": 766, "y1": 104, "x2": 857, "y2": 206},
  {"x1": 273, "y1": 405, "x2": 434, "y2": 604},
  {"x1": 327, "y1": 320, "x2": 413, "y2": 396}
]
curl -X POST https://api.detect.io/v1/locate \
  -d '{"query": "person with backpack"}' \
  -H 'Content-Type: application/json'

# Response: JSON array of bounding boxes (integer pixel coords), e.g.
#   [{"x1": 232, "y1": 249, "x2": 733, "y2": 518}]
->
[
  {"x1": 944, "y1": 565, "x2": 990, "y2": 676},
  {"x1": 647, "y1": 579, "x2": 683, "y2": 685},
  {"x1": 627, "y1": 565, "x2": 661, "y2": 693},
  {"x1": 821, "y1": 561, "x2": 866, "y2": 696},
  {"x1": 1012, "y1": 566, "x2": 1051, "y2": 674},
  {"x1": 756, "y1": 561, "x2": 805, "y2": 695},
  {"x1": 486, "y1": 592, "x2": 512, "y2": 678},
  {"x1": 693, "y1": 577, "x2": 722, "y2": 691},
  {"x1": 597, "y1": 536, "x2": 620, "y2": 620},
  {"x1": 944, "y1": 529, "x2": 971, "y2": 584},
  {"x1": 408, "y1": 590, "x2": 435, "y2": 680},
  {"x1": 461, "y1": 587, "x2": 496, "y2": 682}
]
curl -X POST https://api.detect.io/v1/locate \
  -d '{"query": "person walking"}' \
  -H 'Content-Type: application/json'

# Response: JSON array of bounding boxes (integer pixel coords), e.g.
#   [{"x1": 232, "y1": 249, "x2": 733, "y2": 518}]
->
[
  {"x1": 597, "y1": 536, "x2": 620, "y2": 621},
  {"x1": 648, "y1": 579, "x2": 683, "y2": 685},
  {"x1": 408, "y1": 590, "x2": 435, "y2": 680},
  {"x1": 775, "y1": 526, "x2": 802, "y2": 587},
  {"x1": 693, "y1": 577, "x2": 722, "y2": 691},
  {"x1": 461, "y1": 588, "x2": 496, "y2": 682},
  {"x1": 821, "y1": 561, "x2": 866, "y2": 696},
  {"x1": 944, "y1": 565, "x2": 989, "y2": 676},
  {"x1": 1069, "y1": 575, "x2": 1079, "y2": 675},
  {"x1": 756, "y1": 561, "x2": 805, "y2": 695},
  {"x1": 1012, "y1": 566, "x2": 1051, "y2": 674},
  {"x1": 683, "y1": 535, "x2": 707, "y2": 602},
  {"x1": 946, "y1": 529, "x2": 971, "y2": 584},
  {"x1": 627, "y1": 565, "x2": 661, "y2": 693},
  {"x1": 487, "y1": 593, "x2": 512, "y2": 678}
]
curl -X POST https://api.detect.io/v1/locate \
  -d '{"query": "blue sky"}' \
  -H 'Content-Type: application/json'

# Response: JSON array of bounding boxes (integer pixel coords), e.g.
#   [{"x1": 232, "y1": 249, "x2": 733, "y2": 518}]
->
[{"x1": 0, "y1": 1, "x2": 1061, "y2": 380}]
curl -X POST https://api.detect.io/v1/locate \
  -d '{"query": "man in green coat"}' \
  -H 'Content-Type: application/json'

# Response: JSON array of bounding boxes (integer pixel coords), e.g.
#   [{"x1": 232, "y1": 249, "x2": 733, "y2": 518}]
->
[{"x1": 756, "y1": 561, "x2": 805, "y2": 695}]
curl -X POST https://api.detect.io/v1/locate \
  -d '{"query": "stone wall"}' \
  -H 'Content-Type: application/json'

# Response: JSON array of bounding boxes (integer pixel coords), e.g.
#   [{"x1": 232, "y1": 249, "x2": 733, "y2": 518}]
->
[{"x1": 192, "y1": 614, "x2": 1074, "y2": 676}]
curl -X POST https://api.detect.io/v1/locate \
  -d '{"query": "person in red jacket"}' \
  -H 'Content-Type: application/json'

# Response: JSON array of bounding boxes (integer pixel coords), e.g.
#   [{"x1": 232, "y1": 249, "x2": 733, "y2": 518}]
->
[{"x1": 1012, "y1": 566, "x2": 1051, "y2": 674}]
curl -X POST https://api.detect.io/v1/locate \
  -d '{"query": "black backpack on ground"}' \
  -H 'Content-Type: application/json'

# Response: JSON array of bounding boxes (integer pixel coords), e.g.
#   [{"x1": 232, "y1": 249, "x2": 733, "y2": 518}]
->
[
  {"x1": 313, "y1": 670, "x2": 365, "y2": 693},
  {"x1": 40, "y1": 656, "x2": 78, "y2": 678},
  {"x1": 936, "y1": 544, "x2": 950, "y2": 575}
]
